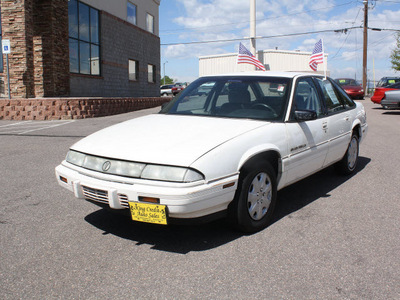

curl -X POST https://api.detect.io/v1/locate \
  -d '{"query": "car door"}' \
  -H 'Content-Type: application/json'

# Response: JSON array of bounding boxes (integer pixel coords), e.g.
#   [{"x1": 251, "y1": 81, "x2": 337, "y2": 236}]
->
[
  {"x1": 314, "y1": 77, "x2": 353, "y2": 166},
  {"x1": 284, "y1": 77, "x2": 329, "y2": 185}
]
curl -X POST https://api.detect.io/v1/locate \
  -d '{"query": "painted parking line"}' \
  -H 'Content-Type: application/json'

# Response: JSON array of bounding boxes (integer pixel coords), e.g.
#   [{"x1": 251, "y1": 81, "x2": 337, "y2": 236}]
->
[
  {"x1": 0, "y1": 120, "x2": 75, "y2": 135},
  {"x1": 0, "y1": 121, "x2": 33, "y2": 128}
]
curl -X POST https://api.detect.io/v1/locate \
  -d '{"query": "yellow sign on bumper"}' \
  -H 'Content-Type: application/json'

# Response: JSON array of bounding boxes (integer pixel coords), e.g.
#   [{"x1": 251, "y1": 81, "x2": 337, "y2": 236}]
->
[{"x1": 129, "y1": 202, "x2": 168, "y2": 225}]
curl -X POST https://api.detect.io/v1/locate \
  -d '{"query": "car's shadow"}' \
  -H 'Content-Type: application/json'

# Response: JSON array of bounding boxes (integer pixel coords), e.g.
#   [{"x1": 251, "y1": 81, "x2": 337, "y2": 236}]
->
[
  {"x1": 383, "y1": 111, "x2": 400, "y2": 115},
  {"x1": 85, "y1": 157, "x2": 371, "y2": 254},
  {"x1": 372, "y1": 107, "x2": 400, "y2": 114},
  {"x1": 271, "y1": 156, "x2": 370, "y2": 224}
]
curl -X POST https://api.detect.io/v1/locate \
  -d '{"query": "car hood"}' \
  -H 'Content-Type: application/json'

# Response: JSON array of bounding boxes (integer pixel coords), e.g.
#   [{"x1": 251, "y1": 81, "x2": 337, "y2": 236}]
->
[
  {"x1": 342, "y1": 85, "x2": 362, "y2": 91},
  {"x1": 70, "y1": 114, "x2": 267, "y2": 167}
]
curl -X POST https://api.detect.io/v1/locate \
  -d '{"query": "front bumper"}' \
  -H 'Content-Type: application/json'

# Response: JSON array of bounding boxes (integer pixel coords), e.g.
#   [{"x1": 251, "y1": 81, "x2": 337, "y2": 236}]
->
[
  {"x1": 371, "y1": 96, "x2": 383, "y2": 104},
  {"x1": 346, "y1": 91, "x2": 364, "y2": 99},
  {"x1": 381, "y1": 100, "x2": 400, "y2": 109},
  {"x1": 55, "y1": 162, "x2": 238, "y2": 220}
]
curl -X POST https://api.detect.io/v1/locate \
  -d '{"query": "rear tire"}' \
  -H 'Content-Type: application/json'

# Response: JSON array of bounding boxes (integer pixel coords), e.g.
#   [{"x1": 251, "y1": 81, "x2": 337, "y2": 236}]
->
[
  {"x1": 229, "y1": 162, "x2": 277, "y2": 233},
  {"x1": 335, "y1": 133, "x2": 359, "y2": 175}
]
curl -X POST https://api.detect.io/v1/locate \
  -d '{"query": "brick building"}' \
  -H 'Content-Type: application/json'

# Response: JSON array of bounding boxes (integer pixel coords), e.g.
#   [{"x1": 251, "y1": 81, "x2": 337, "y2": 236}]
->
[{"x1": 0, "y1": 0, "x2": 161, "y2": 98}]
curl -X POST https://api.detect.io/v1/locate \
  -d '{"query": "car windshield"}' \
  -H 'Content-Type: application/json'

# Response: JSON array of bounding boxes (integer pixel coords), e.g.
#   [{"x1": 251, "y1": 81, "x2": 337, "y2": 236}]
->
[
  {"x1": 160, "y1": 76, "x2": 291, "y2": 121},
  {"x1": 336, "y1": 79, "x2": 358, "y2": 86}
]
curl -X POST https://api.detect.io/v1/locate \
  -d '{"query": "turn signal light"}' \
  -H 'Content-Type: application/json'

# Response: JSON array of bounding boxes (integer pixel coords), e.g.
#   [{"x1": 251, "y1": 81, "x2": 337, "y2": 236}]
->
[
  {"x1": 223, "y1": 182, "x2": 235, "y2": 189},
  {"x1": 139, "y1": 196, "x2": 160, "y2": 204},
  {"x1": 59, "y1": 176, "x2": 68, "y2": 183}
]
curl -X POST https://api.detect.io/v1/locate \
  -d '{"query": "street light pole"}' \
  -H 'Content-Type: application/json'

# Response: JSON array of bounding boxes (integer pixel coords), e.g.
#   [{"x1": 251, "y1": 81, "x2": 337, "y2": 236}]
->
[
  {"x1": 250, "y1": 0, "x2": 256, "y2": 56},
  {"x1": 363, "y1": 0, "x2": 368, "y2": 95},
  {"x1": 163, "y1": 61, "x2": 168, "y2": 85}
]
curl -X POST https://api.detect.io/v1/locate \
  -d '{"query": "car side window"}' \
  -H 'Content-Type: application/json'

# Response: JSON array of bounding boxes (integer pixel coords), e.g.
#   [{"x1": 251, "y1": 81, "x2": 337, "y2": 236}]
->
[
  {"x1": 390, "y1": 82, "x2": 400, "y2": 89},
  {"x1": 293, "y1": 78, "x2": 323, "y2": 117},
  {"x1": 330, "y1": 79, "x2": 356, "y2": 109},
  {"x1": 315, "y1": 78, "x2": 345, "y2": 114}
]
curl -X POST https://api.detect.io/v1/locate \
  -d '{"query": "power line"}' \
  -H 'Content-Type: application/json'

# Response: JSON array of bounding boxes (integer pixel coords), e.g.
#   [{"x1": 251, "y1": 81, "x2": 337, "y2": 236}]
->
[
  {"x1": 329, "y1": 31, "x2": 395, "y2": 62},
  {"x1": 161, "y1": 26, "x2": 362, "y2": 46},
  {"x1": 374, "y1": 0, "x2": 400, "y2": 3},
  {"x1": 330, "y1": 8, "x2": 363, "y2": 59}
]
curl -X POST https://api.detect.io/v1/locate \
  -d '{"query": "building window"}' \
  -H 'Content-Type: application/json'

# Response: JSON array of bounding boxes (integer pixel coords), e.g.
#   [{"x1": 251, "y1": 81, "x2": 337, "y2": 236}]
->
[
  {"x1": 146, "y1": 13, "x2": 154, "y2": 33},
  {"x1": 0, "y1": 10, "x2": 3, "y2": 73},
  {"x1": 68, "y1": 0, "x2": 100, "y2": 75},
  {"x1": 0, "y1": 46, "x2": 3, "y2": 72},
  {"x1": 148, "y1": 64, "x2": 155, "y2": 83},
  {"x1": 129, "y1": 59, "x2": 138, "y2": 81},
  {"x1": 127, "y1": 2, "x2": 137, "y2": 25}
]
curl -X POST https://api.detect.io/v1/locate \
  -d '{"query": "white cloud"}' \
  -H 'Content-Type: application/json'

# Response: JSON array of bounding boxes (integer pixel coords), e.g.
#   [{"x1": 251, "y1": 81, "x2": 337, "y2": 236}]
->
[{"x1": 161, "y1": 0, "x2": 400, "y2": 79}]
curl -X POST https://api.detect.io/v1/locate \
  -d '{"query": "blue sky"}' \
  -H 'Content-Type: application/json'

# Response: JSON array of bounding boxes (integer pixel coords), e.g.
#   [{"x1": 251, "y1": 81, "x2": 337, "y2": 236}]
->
[{"x1": 159, "y1": 0, "x2": 400, "y2": 83}]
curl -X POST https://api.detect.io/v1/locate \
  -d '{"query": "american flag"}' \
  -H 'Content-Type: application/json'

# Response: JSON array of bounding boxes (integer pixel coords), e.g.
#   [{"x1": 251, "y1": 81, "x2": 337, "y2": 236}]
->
[
  {"x1": 309, "y1": 39, "x2": 324, "y2": 71},
  {"x1": 237, "y1": 43, "x2": 266, "y2": 71}
]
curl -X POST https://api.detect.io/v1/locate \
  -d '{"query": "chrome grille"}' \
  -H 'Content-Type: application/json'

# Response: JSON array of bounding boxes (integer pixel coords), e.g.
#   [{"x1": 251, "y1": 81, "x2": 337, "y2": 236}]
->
[
  {"x1": 118, "y1": 194, "x2": 129, "y2": 208},
  {"x1": 82, "y1": 185, "x2": 108, "y2": 204}
]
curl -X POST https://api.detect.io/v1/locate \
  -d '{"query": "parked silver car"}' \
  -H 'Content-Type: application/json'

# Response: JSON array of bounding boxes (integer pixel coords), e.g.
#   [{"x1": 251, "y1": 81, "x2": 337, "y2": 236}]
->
[
  {"x1": 381, "y1": 90, "x2": 400, "y2": 110},
  {"x1": 160, "y1": 84, "x2": 174, "y2": 97}
]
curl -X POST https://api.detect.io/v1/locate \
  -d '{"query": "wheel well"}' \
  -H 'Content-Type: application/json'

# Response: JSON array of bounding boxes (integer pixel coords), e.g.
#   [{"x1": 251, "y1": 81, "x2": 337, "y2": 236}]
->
[
  {"x1": 353, "y1": 124, "x2": 361, "y2": 138},
  {"x1": 240, "y1": 151, "x2": 280, "y2": 179}
]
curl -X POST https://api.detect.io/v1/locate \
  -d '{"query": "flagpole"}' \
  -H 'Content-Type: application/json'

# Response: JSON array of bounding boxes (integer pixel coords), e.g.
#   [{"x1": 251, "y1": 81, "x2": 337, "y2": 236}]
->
[
  {"x1": 322, "y1": 39, "x2": 327, "y2": 79},
  {"x1": 235, "y1": 48, "x2": 239, "y2": 73}
]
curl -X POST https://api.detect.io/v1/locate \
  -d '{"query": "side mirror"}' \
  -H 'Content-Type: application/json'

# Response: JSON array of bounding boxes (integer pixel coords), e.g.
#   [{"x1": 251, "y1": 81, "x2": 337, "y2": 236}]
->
[{"x1": 294, "y1": 110, "x2": 317, "y2": 121}]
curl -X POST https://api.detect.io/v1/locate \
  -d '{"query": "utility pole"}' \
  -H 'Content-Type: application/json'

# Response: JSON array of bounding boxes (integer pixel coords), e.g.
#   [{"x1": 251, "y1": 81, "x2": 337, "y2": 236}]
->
[
  {"x1": 163, "y1": 61, "x2": 168, "y2": 85},
  {"x1": 363, "y1": 0, "x2": 368, "y2": 95}
]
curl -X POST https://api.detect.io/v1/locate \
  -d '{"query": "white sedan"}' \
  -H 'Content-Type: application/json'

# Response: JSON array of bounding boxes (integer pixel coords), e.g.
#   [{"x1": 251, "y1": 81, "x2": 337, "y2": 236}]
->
[{"x1": 56, "y1": 72, "x2": 368, "y2": 232}]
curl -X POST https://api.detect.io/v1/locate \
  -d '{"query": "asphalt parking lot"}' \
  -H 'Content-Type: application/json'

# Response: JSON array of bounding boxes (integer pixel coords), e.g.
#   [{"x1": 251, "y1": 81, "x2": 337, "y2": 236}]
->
[{"x1": 0, "y1": 99, "x2": 399, "y2": 299}]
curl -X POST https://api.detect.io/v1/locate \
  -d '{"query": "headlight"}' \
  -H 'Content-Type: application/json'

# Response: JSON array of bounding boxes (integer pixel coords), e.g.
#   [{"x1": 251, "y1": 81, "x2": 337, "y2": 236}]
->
[
  {"x1": 66, "y1": 150, "x2": 85, "y2": 166},
  {"x1": 141, "y1": 165, "x2": 204, "y2": 182},
  {"x1": 65, "y1": 150, "x2": 204, "y2": 182}
]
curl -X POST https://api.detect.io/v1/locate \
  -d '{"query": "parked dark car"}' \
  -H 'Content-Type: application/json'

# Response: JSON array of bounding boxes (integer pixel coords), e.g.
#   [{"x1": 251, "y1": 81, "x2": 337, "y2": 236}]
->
[
  {"x1": 381, "y1": 90, "x2": 400, "y2": 110},
  {"x1": 376, "y1": 77, "x2": 400, "y2": 87},
  {"x1": 335, "y1": 78, "x2": 364, "y2": 100}
]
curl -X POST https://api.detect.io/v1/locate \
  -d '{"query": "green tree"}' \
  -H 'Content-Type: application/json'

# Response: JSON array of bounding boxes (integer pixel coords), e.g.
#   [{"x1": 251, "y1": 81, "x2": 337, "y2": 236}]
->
[
  {"x1": 391, "y1": 33, "x2": 400, "y2": 72},
  {"x1": 161, "y1": 75, "x2": 174, "y2": 85}
]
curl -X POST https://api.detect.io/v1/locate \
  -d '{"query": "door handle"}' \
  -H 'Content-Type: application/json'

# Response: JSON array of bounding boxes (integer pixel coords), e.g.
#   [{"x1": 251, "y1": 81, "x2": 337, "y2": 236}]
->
[{"x1": 322, "y1": 121, "x2": 328, "y2": 132}]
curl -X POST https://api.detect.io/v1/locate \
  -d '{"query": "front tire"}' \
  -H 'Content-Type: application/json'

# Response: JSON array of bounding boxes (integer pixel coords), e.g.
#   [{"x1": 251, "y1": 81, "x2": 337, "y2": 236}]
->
[
  {"x1": 335, "y1": 133, "x2": 359, "y2": 175},
  {"x1": 229, "y1": 162, "x2": 277, "y2": 233}
]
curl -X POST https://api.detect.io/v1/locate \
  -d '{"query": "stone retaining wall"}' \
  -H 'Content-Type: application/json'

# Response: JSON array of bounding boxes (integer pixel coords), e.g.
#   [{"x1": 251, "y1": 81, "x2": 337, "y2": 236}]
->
[{"x1": 0, "y1": 97, "x2": 171, "y2": 120}]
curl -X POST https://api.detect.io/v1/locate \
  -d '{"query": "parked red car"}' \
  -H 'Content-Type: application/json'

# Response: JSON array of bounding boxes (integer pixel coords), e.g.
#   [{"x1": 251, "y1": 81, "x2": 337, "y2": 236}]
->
[
  {"x1": 335, "y1": 78, "x2": 364, "y2": 100},
  {"x1": 371, "y1": 82, "x2": 400, "y2": 104},
  {"x1": 171, "y1": 83, "x2": 187, "y2": 95}
]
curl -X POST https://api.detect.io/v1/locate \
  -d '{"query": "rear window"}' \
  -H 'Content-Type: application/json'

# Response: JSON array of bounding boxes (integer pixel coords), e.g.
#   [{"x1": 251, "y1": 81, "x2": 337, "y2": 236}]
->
[
  {"x1": 377, "y1": 78, "x2": 400, "y2": 87},
  {"x1": 387, "y1": 82, "x2": 400, "y2": 89}
]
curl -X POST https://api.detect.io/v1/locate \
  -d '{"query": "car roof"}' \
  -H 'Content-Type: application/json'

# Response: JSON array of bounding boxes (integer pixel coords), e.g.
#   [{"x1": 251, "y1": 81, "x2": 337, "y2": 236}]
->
[
  {"x1": 200, "y1": 71, "x2": 324, "y2": 79},
  {"x1": 380, "y1": 77, "x2": 400, "y2": 80}
]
